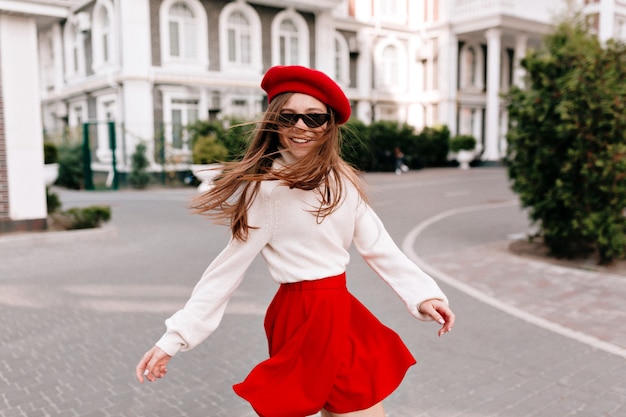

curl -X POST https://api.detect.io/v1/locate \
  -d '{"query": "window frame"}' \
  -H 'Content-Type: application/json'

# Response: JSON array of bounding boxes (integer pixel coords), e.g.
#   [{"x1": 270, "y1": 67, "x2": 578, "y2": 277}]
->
[
  {"x1": 271, "y1": 10, "x2": 310, "y2": 67},
  {"x1": 161, "y1": 88, "x2": 204, "y2": 162},
  {"x1": 63, "y1": 18, "x2": 86, "y2": 81},
  {"x1": 159, "y1": 0, "x2": 208, "y2": 70},
  {"x1": 373, "y1": 37, "x2": 408, "y2": 92},
  {"x1": 459, "y1": 42, "x2": 485, "y2": 91},
  {"x1": 219, "y1": 2, "x2": 262, "y2": 73},
  {"x1": 333, "y1": 32, "x2": 350, "y2": 87},
  {"x1": 91, "y1": 0, "x2": 117, "y2": 73}
]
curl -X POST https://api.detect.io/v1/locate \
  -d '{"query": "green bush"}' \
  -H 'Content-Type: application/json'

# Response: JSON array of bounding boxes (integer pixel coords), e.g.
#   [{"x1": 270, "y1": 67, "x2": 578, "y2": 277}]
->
[
  {"x1": 414, "y1": 125, "x2": 451, "y2": 167},
  {"x1": 449, "y1": 135, "x2": 477, "y2": 152},
  {"x1": 129, "y1": 142, "x2": 151, "y2": 189},
  {"x1": 505, "y1": 20, "x2": 626, "y2": 264},
  {"x1": 52, "y1": 205, "x2": 112, "y2": 230},
  {"x1": 46, "y1": 187, "x2": 61, "y2": 214},
  {"x1": 221, "y1": 117, "x2": 254, "y2": 161},
  {"x1": 340, "y1": 119, "x2": 373, "y2": 171},
  {"x1": 341, "y1": 120, "x2": 451, "y2": 171},
  {"x1": 192, "y1": 134, "x2": 229, "y2": 164},
  {"x1": 44, "y1": 142, "x2": 58, "y2": 164},
  {"x1": 56, "y1": 143, "x2": 84, "y2": 189},
  {"x1": 367, "y1": 121, "x2": 418, "y2": 171},
  {"x1": 187, "y1": 120, "x2": 229, "y2": 164}
]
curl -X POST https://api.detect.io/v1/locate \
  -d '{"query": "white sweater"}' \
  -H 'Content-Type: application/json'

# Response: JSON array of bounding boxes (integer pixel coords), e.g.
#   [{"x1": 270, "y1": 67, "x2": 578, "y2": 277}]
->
[{"x1": 156, "y1": 158, "x2": 448, "y2": 356}]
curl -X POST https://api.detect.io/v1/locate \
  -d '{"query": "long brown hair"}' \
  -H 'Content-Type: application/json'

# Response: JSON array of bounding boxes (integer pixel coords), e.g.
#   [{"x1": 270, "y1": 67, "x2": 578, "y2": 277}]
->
[{"x1": 190, "y1": 92, "x2": 367, "y2": 241}]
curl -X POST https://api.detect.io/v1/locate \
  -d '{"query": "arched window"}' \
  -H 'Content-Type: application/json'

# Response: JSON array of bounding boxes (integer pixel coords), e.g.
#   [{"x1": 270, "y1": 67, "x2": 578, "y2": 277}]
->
[
  {"x1": 169, "y1": 2, "x2": 196, "y2": 59},
  {"x1": 333, "y1": 32, "x2": 350, "y2": 86},
  {"x1": 382, "y1": 45, "x2": 400, "y2": 88},
  {"x1": 219, "y1": 2, "x2": 262, "y2": 72},
  {"x1": 92, "y1": 0, "x2": 116, "y2": 71},
  {"x1": 160, "y1": 0, "x2": 208, "y2": 68},
  {"x1": 63, "y1": 19, "x2": 86, "y2": 80},
  {"x1": 39, "y1": 30, "x2": 56, "y2": 90},
  {"x1": 228, "y1": 12, "x2": 250, "y2": 64},
  {"x1": 374, "y1": 38, "x2": 407, "y2": 91},
  {"x1": 279, "y1": 19, "x2": 298, "y2": 65},
  {"x1": 459, "y1": 43, "x2": 484, "y2": 90},
  {"x1": 271, "y1": 10, "x2": 309, "y2": 67},
  {"x1": 467, "y1": 47, "x2": 477, "y2": 85}
]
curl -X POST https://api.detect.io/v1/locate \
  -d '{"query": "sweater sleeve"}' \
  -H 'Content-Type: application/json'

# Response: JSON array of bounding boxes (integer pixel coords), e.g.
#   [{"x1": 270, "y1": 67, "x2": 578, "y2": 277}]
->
[
  {"x1": 155, "y1": 188, "x2": 274, "y2": 356},
  {"x1": 353, "y1": 201, "x2": 448, "y2": 321}
]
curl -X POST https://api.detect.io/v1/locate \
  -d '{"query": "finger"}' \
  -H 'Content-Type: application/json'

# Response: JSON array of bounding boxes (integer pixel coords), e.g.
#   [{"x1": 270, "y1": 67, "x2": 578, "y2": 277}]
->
[
  {"x1": 425, "y1": 302, "x2": 446, "y2": 326},
  {"x1": 135, "y1": 351, "x2": 153, "y2": 383},
  {"x1": 145, "y1": 369, "x2": 157, "y2": 383},
  {"x1": 437, "y1": 309, "x2": 456, "y2": 337}
]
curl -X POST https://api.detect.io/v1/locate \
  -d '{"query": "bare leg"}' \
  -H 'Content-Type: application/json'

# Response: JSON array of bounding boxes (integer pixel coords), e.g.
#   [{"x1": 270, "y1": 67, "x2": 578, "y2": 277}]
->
[{"x1": 321, "y1": 402, "x2": 385, "y2": 417}]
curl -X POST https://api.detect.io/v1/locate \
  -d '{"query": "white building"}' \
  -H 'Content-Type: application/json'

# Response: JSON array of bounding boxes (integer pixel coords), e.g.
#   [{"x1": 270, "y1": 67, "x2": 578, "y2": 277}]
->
[{"x1": 1, "y1": 0, "x2": 624, "y2": 232}]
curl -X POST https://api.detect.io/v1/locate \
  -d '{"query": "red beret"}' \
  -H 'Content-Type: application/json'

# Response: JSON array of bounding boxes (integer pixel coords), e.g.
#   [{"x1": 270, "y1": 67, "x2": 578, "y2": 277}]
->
[{"x1": 261, "y1": 65, "x2": 351, "y2": 124}]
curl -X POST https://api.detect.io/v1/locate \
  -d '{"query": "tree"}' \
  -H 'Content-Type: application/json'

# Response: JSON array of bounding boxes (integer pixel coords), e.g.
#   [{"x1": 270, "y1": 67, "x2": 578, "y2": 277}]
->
[
  {"x1": 505, "y1": 20, "x2": 626, "y2": 264},
  {"x1": 129, "y1": 142, "x2": 151, "y2": 189}
]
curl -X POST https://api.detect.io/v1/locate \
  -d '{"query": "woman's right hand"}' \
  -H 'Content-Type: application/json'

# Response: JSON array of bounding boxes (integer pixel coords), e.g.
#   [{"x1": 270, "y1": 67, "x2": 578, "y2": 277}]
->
[{"x1": 135, "y1": 346, "x2": 171, "y2": 383}]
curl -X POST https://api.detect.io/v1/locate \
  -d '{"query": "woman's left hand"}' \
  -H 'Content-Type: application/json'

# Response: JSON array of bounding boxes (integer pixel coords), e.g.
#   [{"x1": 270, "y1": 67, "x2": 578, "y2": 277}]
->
[
  {"x1": 418, "y1": 299, "x2": 455, "y2": 337},
  {"x1": 135, "y1": 346, "x2": 171, "y2": 383}
]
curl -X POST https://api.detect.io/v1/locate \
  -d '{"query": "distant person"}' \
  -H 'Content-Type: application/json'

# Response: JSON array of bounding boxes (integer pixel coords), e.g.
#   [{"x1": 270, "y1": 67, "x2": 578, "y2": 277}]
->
[
  {"x1": 136, "y1": 65, "x2": 455, "y2": 417},
  {"x1": 394, "y1": 146, "x2": 409, "y2": 175}
]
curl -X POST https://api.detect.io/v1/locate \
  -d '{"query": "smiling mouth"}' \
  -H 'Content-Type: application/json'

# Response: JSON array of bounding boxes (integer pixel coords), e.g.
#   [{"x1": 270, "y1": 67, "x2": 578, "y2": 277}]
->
[{"x1": 290, "y1": 137, "x2": 312, "y2": 144}]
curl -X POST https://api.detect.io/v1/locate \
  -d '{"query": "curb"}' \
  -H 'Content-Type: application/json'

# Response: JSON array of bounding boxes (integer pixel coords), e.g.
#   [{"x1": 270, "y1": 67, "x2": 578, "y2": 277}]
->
[{"x1": 0, "y1": 225, "x2": 117, "y2": 249}]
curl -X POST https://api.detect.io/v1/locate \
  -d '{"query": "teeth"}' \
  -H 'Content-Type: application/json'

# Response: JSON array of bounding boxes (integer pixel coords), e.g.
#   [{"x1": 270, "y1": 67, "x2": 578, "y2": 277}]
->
[{"x1": 291, "y1": 138, "x2": 310, "y2": 144}]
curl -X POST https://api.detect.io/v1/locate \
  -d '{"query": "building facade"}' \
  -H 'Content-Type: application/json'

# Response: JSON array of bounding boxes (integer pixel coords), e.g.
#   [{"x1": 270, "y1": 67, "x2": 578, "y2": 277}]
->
[{"x1": 1, "y1": 0, "x2": 625, "y2": 232}]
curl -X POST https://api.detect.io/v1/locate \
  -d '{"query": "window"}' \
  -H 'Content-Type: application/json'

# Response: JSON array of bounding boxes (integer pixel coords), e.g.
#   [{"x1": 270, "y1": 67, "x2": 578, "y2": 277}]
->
[
  {"x1": 39, "y1": 31, "x2": 55, "y2": 90},
  {"x1": 69, "y1": 103, "x2": 86, "y2": 127},
  {"x1": 228, "y1": 12, "x2": 250, "y2": 64},
  {"x1": 617, "y1": 18, "x2": 626, "y2": 40},
  {"x1": 72, "y1": 26, "x2": 80, "y2": 73},
  {"x1": 459, "y1": 43, "x2": 484, "y2": 90},
  {"x1": 467, "y1": 47, "x2": 477, "y2": 85},
  {"x1": 219, "y1": 3, "x2": 262, "y2": 72},
  {"x1": 382, "y1": 46, "x2": 400, "y2": 88},
  {"x1": 271, "y1": 10, "x2": 309, "y2": 67},
  {"x1": 160, "y1": 0, "x2": 208, "y2": 68},
  {"x1": 95, "y1": 95, "x2": 118, "y2": 163},
  {"x1": 101, "y1": 12, "x2": 110, "y2": 62},
  {"x1": 64, "y1": 19, "x2": 86, "y2": 80},
  {"x1": 279, "y1": 19, "x2": 298, "y2": 65},
  {"x1": 333, "y1": 33, "x2": 350, "y2": 86},
  {"x1": 92, "y1": 0, "x2": 116, "y2": 71},
  {"x1": 169, "y1": 2, "x2": 196, "y2": 59},
  {"x1": 374, "y1": 38, "x2": 408, "y2": 91},
  {"x1": 171, "y1": 99, "x2": 198, "y2": 151},
  {"x1": 585, "y1": 13, "x2": 600, "y2": 34}
]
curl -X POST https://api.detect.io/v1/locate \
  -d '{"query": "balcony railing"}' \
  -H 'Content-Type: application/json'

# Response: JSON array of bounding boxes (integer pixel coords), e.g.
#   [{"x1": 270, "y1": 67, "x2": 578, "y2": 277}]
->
[
  {"x1": 248, "y1": 0, "x2": 344, "y2": 12},
  {"x1": 451, "y1": 0, "x2": 559, "y2": 25}
]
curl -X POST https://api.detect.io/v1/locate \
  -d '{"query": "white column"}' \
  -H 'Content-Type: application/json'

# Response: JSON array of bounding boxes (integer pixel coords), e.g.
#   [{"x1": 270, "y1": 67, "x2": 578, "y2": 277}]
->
[
  {"x1": 513, "y1": 33, "x2": 528, "y2": 88},
  {"x1": 0, "y1": 14, "x2": 47, "y2": 220},
  {"x1": 598, "y1": 0, "x2": 616, "y2": 42},
  {"x1": 315, "y1": 11, "x2": 335, "y2": 75},
  {"x1": 118, "y1": 0, "x2": 154, "y2": 163},
  {"x1": 484, "y1": 28, "x2": 502, "y2": 161},
  {"x1": 438, "y1": 29, "x2": 458, "y2": 135},
  {"x1": 0, "y1": 14, "x2": 46, "y2": 221},
  {"x1": 355, "y1": 29, "x2": 373, "y2": 123}
]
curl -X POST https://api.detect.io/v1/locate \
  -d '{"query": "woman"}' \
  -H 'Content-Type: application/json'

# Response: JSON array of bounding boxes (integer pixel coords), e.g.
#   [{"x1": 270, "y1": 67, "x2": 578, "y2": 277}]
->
[{"x1": 136, "y1": 65, "x2": 455, "y2": 417}]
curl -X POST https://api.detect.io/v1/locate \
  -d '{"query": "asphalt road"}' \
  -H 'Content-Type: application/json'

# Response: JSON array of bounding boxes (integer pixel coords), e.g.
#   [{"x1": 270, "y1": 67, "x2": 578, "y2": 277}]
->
[{"x1": 1, "y1": 166, "x2": 624, "y2": 417}]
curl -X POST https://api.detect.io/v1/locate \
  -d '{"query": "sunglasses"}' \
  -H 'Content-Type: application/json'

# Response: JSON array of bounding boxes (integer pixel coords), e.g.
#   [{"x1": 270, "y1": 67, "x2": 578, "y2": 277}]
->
[{"x1": 277, "y1": 113, "x2": 331, "y2": 128}]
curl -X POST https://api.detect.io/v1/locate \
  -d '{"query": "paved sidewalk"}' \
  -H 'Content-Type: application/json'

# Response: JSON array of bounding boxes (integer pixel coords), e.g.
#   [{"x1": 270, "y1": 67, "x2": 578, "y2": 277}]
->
[
  {"x1": 421, "y1": 240, "x2": 626, "y2": 358},
  {"x1": 1, "y1": 171, "x2": 626, "y2": 417}
]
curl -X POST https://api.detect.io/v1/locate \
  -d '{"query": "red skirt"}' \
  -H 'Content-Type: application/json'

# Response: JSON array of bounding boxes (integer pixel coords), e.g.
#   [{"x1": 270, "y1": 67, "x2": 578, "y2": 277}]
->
[{"x1": 232, "y1": 273, "x2": 416, "y2": 417}]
